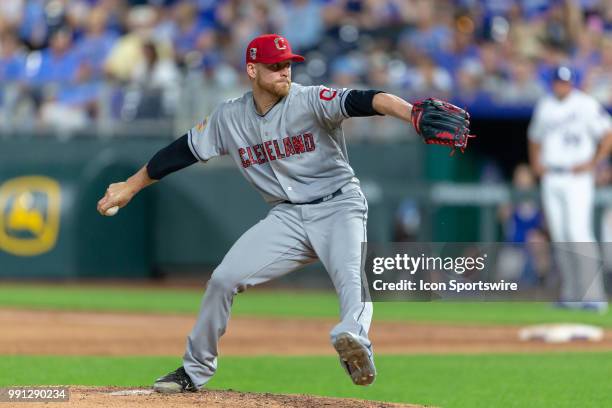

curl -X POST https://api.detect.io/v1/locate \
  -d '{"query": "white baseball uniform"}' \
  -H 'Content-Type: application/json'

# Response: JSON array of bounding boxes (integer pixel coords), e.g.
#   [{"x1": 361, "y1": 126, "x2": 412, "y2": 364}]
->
[
  {"x1": 182, "y1": 83, "x2": 372, "y2": 388},
  {"x1": 528, "y1": 89, "x2": 611, "y2": 302}
]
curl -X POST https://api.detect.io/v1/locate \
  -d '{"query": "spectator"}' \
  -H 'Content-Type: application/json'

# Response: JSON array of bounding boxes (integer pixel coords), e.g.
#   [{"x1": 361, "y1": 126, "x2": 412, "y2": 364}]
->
[
  {"x1": 393, "y1": 198, "x2": 421, "y2": 242},
  {"x1": 26, "y1": 28, "x2": 91, "y2": 136},
  {"x1": 453, "y1": 59, "x2": 493, "y2": 106},
  {"x1": 499, "y1": 164, "x2": 544, "y2": 244},
  {"x1": 322, "y1": 0, "x2": 368, "y2": 30},
  {"x1": 584, "y1": 36, "x2": 612, "y2": 105},
  {"x1": 216, "y1": 0, "x2": 279, "y2": 68},
  {"x1": 362, "y1": 0, "x2": 414, "y2": 28},
  {"x1": 25, "y1": 28, "x2": 80, "y2": 88},
  {"x1": 435, "y1": 17, "x2": 480, "y2": 75},
  {"x1": 571, "y1": 28, "x2": 602, "y2": 74},
  {"x1": 506, "y1": 2, "x2": 545, "y2": 59},
  {"x1": 0, "y1": 31, "x2": 26, "y2": 83},
  {"x1": 402, "y1": 54, "x2": 452, "y2": 100},
  {"x1": 477, "y1": 41, "x2": 506, "y2": 98},
  {"x1": 96, "y1": 0, "x2": 128, "y2": 34},
  {"x1": 0, "y1": 31, "x2": 27, "y2": 132},
  {"x1": 171, "y1": 1, "x2": 215, "y2": 66},
  {"x1": 330, "y1": 53, "x2": 365, "y2": 88},
  {"x1": 542, "y1": 0, "x2": 581, "y2": 52},
  {"x1": 398, "y1": 0, "x2": 452, "y2": 63},
  {"x1": 276, "y1": 0, "x2": 324, "y2": 53},
  {"x1": 193, "y1": 0, "x2": 223, "y2": 28},
  {"x1": 18, "y1": 0, "x2": 50, "y2": 50},
  {"x1": 104, "y1": 6, "x2": 158, "y2": 81},
  {"x1": 0, "y1": 0, "x2": 24, "y2": 30},
  {"x1": 603, "y1": 0, "x2": 612, "y2": 32},
  {"x1": 73, "y1": 7, "x2": 119, "y2": 79},
  {"x1": 364, "y1": 49, "x2": 391, "y2": 88},
  {"x1": 519, "y1": 0, "x2": 551, "y2": 21},
  {"x1": 497, "y1": 164, "x2": 548, "y2": 285},
  {"x1": 125, "y1": 40, "x2": 181, "y2": 118},
  {"x1": 497, "y1": 56, "x2": 546, "y2": 105}
]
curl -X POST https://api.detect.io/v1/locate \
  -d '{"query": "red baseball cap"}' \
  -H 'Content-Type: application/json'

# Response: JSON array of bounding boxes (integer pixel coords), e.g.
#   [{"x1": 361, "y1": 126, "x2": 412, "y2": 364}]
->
[{"x1": 245, "y1": 34, "x2": 305, "y2": 65}]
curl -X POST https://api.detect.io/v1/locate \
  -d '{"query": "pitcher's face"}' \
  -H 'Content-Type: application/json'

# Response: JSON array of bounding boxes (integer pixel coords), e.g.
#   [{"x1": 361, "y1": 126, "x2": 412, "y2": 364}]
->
[{"x1": 249, "y1": 61, "x2": 292, "y2": 97}]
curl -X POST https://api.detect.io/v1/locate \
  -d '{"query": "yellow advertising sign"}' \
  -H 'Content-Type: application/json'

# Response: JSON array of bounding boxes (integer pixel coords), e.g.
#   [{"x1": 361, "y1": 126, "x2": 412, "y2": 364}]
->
[{"x1": 0, "y1": 176, "x2": 61, "y2": 256}]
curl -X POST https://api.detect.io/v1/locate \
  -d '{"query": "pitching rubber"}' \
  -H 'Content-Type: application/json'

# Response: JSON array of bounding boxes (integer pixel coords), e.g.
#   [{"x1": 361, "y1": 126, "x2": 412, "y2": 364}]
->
[{"x1": 333, "y1": 332, "x2": 376, "y2": 386}]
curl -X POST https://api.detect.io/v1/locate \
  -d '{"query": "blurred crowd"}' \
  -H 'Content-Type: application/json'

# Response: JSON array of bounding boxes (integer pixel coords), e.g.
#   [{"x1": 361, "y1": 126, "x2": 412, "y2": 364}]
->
[{"x1": 0, "y1": 0, "x2": 611, "y2": 137}]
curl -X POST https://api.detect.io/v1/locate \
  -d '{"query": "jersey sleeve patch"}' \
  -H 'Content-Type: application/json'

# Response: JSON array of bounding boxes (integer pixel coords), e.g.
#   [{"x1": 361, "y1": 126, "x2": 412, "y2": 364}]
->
[
  {"x1": 195, "y1": 117, "x2": 208, "y2": 133},
  {"x1": 319, "y1": 87, "x2": 338, "y2": 101}
]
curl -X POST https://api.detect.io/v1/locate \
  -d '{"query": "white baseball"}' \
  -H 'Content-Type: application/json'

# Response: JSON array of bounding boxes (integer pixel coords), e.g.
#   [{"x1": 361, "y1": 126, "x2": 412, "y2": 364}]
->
[{"x1": 105, "y1": 206, "x2": 119, "y2": 216}]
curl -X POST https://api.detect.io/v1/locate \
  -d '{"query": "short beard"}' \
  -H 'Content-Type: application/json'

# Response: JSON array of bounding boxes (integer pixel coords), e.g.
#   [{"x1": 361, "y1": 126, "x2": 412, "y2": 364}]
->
[
  {"x1": 274, "y1": 82, "x2": 291, "y2": 97},
  {"x1": 258, "y1": 77, "x2": 291, "y2": 98}
]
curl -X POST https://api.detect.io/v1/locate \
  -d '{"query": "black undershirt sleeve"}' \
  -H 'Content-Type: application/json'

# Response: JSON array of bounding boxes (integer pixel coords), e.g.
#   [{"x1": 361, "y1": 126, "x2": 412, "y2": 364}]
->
[
  {"x1": 344, "y1": 90, "x2": 385, "y2": 117},
  {"x1": 146, "y1": 134, "x2": 198, "y2": 180}
]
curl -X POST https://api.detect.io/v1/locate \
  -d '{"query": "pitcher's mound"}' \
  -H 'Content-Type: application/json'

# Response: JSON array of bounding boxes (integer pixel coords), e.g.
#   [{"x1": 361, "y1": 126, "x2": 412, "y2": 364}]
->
[{"x1": 18, "y1": 386, "x2": 424, "y2": 408}]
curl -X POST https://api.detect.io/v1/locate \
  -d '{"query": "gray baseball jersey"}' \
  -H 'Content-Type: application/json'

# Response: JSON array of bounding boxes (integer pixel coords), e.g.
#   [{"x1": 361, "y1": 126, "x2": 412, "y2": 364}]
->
[
  {"x1": 181, "y1": 83, "x2": 373, "y2": 388},
  {"x1": 187, "y1": 83, "x2": 357, "y2": 204}
]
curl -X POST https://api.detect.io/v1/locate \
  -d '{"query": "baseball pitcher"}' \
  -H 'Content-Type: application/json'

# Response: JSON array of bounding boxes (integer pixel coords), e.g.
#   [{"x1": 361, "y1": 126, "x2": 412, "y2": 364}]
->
[
  {"x1": 528, "y1": 65, "x2": 612, "y2": 312},
  {"x1": 97, "y1": 34, "x2": 473, "y2": 392}
]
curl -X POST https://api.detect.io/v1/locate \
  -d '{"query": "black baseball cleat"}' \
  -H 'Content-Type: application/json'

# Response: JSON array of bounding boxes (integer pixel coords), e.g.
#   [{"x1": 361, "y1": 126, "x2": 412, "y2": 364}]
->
[
  {"x1": 333, "y1": 332, "x2": 376, "y2": 386},
  {"x1": 153, "y1": 366, "x2": 198, "y2": 393}
]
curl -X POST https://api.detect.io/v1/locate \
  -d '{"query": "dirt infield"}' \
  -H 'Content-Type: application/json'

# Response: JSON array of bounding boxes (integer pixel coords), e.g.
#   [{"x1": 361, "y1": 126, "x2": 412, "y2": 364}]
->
[
  {"x1": 2, "y1": 308, "x2": 612, "y2": 356},
  {"x1": 9, "y1": 387, "x2": 421, "y2": 408}
]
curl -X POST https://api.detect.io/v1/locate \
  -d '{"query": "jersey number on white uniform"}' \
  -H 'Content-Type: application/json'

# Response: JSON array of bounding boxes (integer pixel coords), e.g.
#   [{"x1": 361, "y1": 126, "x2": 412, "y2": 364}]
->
[{"x1": 563, "y1": 131, "x2": 581, "y2": 146}]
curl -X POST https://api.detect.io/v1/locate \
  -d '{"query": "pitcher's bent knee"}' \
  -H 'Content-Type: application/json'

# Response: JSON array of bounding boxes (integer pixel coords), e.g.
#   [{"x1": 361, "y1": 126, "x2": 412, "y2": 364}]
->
[{"x1": 207, "y1": 274, "x2": 242, "y2": 295}]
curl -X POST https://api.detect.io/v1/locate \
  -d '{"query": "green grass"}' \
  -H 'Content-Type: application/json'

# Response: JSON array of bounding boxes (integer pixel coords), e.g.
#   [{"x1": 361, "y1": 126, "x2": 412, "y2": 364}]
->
[
  {"x1": 1, "y1": 353, "x2": 610, "y2": 408},
  {"x1": 0, "y1": 284, "x2": 611, "y2": 326}
]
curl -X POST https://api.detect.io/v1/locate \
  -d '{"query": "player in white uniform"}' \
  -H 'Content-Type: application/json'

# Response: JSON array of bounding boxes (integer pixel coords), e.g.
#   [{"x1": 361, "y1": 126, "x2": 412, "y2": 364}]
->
[
  {"x1": 97, "y1": 34, "x2": 470, "y2": 392},
  {"x1": 528, "y1": 66, "x2": 612, "y2": 311}
]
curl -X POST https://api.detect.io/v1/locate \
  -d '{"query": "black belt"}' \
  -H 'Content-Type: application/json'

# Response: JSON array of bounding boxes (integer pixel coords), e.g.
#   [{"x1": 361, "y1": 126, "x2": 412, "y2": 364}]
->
[{"x1": 285, "y1": 188, "x2": 343, "y2": 205}]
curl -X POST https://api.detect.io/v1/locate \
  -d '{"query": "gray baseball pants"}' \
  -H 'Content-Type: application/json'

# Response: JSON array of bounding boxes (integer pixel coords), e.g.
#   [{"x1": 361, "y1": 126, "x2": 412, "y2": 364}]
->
[{"x1": 183, "y1": 183, "x2": 372, "y2": 388}]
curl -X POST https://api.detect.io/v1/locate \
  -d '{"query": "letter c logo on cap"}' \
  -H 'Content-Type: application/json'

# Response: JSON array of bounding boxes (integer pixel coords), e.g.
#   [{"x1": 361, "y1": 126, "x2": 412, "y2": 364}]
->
[{"x1": 274, "y1": 37, "x2": 287, "y2": 50}]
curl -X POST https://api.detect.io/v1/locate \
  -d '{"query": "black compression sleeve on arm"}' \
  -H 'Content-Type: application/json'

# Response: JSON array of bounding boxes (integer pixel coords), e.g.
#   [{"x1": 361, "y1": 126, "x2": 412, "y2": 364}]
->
[
  {"x1": 146, "y1": 134, "x2": 198, "y2": 180},
  {"x1": 344, "y1": 90, "x2": 385, "y2": 117}
]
